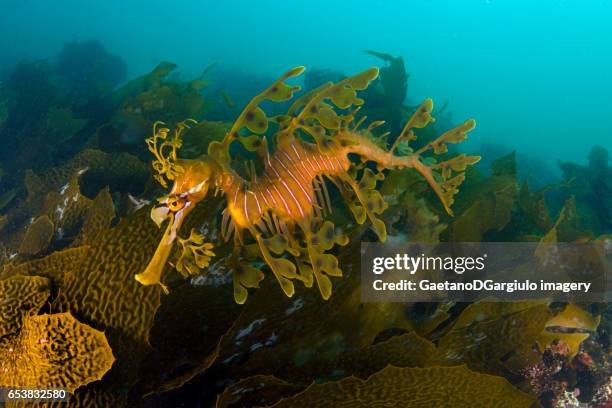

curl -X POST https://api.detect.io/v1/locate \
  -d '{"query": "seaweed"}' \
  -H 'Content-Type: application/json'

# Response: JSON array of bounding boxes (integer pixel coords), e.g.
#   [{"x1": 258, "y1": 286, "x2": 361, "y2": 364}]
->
[
  {"x1": 445, "y1": 152, "x2": 517, "y2": 241},
  {"x1": 556, "y1": 146, "x2": 611, "y2": 234},
  {"x1": 360, "y1": 50, "x2": 409, "y2": 137},
  {"x1": 269, "y1": 365, "x2": 535, "y2": 408},
  {"x1": 0, "y1": 312, "x2": 115, "y2": 393},
  {"x1": 0, "y1": 274, "x2": 50, "y2": 337},
  {"x1": 55, "y1": 40, "x2": 127, "y2": 100}
]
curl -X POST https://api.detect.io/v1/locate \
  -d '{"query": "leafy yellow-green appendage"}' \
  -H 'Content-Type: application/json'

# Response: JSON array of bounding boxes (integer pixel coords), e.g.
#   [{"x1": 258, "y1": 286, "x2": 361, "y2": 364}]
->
[{"x1": 146, "y1": 119, "x2": 196, "y2": 187}]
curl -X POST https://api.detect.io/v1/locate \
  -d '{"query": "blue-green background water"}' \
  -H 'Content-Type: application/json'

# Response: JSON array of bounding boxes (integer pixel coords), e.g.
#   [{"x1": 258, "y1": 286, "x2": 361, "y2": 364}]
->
[{"x1": 2, "y1": 0, "x2": 610, "y2": 175}]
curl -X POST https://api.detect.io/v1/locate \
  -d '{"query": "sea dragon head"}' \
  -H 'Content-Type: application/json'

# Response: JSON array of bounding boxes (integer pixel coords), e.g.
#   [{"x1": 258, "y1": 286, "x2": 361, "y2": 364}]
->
[{"x1": 135, "y1": 120, "x2": 218, "y2": 293}]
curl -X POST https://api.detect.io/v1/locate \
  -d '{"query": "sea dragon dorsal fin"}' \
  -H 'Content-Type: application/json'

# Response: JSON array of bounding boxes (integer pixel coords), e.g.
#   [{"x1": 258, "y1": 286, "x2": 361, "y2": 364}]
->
[
  {"x1": 206, "y1": 66, "x2": 305, "y2": 169},
  {"x1": 285, "y1": 68, "x2": 379, "y2": 151}
]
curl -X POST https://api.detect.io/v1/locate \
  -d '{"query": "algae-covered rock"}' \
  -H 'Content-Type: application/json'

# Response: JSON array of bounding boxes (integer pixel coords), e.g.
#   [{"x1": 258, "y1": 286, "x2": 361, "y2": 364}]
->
[{"x1": 0, "y1": 312, "x2": 114, "y2": 393}]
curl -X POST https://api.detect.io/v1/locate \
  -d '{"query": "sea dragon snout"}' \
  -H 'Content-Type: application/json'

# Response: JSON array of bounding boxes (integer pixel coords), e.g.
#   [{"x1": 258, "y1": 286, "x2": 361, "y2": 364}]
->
[{"x1": 135, "y1": 195, "x2": 195, "y2": 293}]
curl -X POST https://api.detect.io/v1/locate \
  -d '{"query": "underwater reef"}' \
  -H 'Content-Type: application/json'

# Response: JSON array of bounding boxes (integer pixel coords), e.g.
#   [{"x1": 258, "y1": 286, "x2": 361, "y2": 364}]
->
[{"x1": 0, "y1": 44, "x2": 610, "y2": 407}]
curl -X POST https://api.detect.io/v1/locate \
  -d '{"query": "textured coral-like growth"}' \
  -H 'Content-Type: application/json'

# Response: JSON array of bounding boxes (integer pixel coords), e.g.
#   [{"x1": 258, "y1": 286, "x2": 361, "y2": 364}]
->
[
  {"x1": 0, "y1": 312, "x2": 114, "y2": 393},
  {"x1": 0, "y1": 274, "x2": 50, "y2": 337},
  {"x1": 269, "y1": 365, "x2": 535, "y2": 407},
  {"x1": 52, "y1": 208, "x2": 164, "y2": 386},
  {"x1": 4, "y1": 246, "x2": 87, "y2": 286},
  {"x1": 2, "y1": 207, "x2": 170, "y2": 401}
]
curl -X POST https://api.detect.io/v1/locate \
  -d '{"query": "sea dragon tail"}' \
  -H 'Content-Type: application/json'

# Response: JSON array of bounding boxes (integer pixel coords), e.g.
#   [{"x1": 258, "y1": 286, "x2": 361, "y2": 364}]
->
[{"x1": 341, "y1": 98, "x2": 480, "y2": 216}]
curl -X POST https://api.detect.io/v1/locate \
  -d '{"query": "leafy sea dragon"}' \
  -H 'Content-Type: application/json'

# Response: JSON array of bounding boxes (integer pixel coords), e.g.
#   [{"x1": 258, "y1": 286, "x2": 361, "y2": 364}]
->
[{"x1": 135, "y1": 66, "x2": 480, "y2": 303}]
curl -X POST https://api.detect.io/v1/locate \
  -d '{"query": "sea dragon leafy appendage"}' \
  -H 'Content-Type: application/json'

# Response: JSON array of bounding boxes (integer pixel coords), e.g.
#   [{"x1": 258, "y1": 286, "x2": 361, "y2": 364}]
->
[{"x1": 135, "y1": 66, "x2": 480, "y2": 303}]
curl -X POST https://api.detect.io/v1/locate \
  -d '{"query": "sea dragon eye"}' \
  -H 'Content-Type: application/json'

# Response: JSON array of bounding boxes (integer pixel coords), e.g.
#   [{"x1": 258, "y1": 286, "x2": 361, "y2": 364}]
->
[{"x1": 167, "y1": 197, "x2": 186, "y2": 212}]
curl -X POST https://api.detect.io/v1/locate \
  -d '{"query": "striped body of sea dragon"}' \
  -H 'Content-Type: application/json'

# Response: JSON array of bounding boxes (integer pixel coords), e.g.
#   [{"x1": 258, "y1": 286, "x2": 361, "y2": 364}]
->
[{"x1": 135, "y1": 66, "x2": 480, "y2": 303}]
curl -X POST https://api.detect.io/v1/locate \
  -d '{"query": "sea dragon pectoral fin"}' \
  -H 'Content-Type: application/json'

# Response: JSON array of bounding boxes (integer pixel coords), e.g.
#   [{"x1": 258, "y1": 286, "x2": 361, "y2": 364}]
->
[{"x1": 174, "y1": 229, "x2": 216, "y2": 277}]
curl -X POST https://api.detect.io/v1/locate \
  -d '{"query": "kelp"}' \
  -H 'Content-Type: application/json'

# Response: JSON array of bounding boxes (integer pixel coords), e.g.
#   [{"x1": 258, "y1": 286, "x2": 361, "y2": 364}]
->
[
  {"x1": 18, "y1": 215, "x2": 54, "y2": 255},
  {"x1": 556, "y1": 146, "x2": 612, "y2": 234},
  {"x1": 0, "y1": 149, "x2": 147, "y2": 256},
  {"x1": 269, "y1": 365, "x2": 536, "y2": 408},
  {"x1": 1, "y1": 208, "x2": 164, "y2": 403},
  {"x1": 446, "y1": 152, "x2": 517, "y2": 241},
  {"x1": 381, "y1": 171, "x2": 447, "y2": 242},
  {"x1": 362, "y1": 50, "x2": 409, "y2": 136},
  {"x1": 0, "y1": 274, "x2": 50, "y2": 337},
  {"x1": 1, "y1": 155, "x2": 605, "y2": 407},
  {"x1": 437, "y1": 302, "x2": 552, "y2": 376},
  {"x1": 0, "y1": 312, "x2": 114, "y2": 394},
  {"x1": 118, "y1": 61, "x2": 209, "y2": 124},
  {"x1": 216, "y1": 375, "x2": 305, "y2": 408},
  {"x1": 76, "y1": 187, "x2": 116, "y2": 245},
  {"x1": 45, "y1": 106, "x2": 87, "y2": 144}
]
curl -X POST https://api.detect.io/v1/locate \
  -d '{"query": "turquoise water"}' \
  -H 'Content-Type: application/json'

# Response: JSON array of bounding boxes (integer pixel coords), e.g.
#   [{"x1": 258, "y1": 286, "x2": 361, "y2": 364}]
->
[{"x1": 2, "y1": 0, "x2": 611, "y2": 172}]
